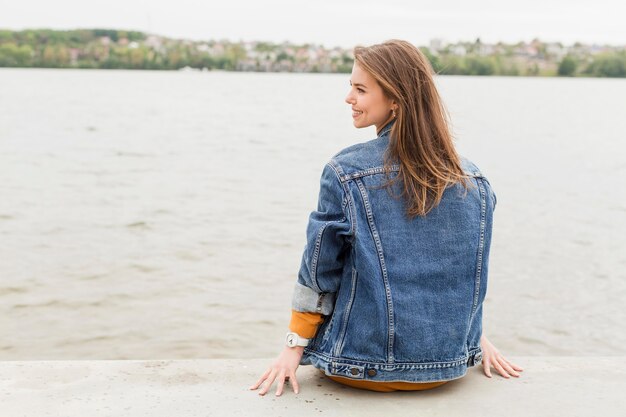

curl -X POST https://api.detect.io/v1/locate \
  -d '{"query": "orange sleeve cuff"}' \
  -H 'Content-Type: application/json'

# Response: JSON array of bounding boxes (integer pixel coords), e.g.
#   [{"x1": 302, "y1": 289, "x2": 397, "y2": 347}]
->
[{"x1": 289, "y1": 309, "x2": 325, "y2": 339}]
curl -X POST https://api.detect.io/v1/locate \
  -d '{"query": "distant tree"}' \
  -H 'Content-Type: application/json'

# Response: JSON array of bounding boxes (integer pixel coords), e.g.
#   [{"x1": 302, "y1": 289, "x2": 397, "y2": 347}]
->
[
  {"x1": 526, "y1": 62, "x2": 540, "y2": 76},
  {"x1": 128, "y1": 47, "x2": 147, "y2": 69},
  {"x1": 558, "y1": 55, "x2": 578, "y2": 76},
  {"x1": 465, "y1": 55, "x2": 495, "y2": 75},
  {"x1": 0, "y1": 30, "x2": 13, "y2": 42},
  {"x1": 41, "y1": 44, "x2": 70, "y2": 67},
  {"x1": 419, "y1": 47, "x2": 441, "y2": 73},
  {"x1": 223, "y1": 43, "x2": 246, "y2": 70},
  {"x1": 189, "y1": 52, "x2": 215, "y2": 70},
  {"x1": 102, "y1": 46, "x2": 127, "y2": 69},
  {"x1": 255, "y1": 42, "x2": 275, "y2": 52},
  {"x1": 584, "y1": 52, "x2": 626, "y2": 77},
  {"x1": 126, "y1": 31, "x2": 145, "y2": 42},
  {"x1": 438, "y1": 54, "x2": 465, "y2": 75},
  {"x1": 18, "y1": 30, "x2": 37, "y2": 44},
  {"x1": 337, "y1": 54, "x2": 353, "y2": 73},
  {"x1": 276, "y1": 51, "x2": 290, "y2": 61},
  {"x1": 93, "y1": 29, "x2": 119, "y2": 42},
  {"x1": 503, "y1": 62, "x2": 520, "y2": 76},
  {"x1": 165, "y1": 48, "x2": 184, "y2": 69},
  {"x1": 67, "y1": 30, "x2": 93, "y2": 46},
  {"x1": 0, "y1": 43, "x2": 33, "y2": 66}
]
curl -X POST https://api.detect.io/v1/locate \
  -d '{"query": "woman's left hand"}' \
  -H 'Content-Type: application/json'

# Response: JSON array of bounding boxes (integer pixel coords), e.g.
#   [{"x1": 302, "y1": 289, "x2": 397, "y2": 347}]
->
[{"x1": 479, "y1": 335, "x2": 524, "y2": 378}]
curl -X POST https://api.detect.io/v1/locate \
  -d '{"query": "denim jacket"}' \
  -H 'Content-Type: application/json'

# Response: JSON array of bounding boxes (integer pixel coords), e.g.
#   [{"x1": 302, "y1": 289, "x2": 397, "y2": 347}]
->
[{"x1": 291, "y1": 119, "x2": 497, "y2": 382}]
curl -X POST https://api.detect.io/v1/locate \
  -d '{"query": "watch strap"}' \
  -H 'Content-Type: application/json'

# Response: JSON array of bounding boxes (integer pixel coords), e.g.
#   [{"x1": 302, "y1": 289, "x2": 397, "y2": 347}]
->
[{"x1": 286, "y1": 331, "x2": 310, "y2": 347}]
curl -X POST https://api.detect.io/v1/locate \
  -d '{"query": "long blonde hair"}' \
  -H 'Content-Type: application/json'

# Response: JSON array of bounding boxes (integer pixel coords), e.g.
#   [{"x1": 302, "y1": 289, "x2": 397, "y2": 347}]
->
[{"x1": 354, "y1": 39, "x2": 471, "y2": 218}]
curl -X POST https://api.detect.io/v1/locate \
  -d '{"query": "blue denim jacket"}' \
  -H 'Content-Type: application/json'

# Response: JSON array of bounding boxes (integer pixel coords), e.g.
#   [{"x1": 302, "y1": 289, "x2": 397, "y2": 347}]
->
[{"x1": 292, "y1": 119, "x2": 497, "y2": 382}]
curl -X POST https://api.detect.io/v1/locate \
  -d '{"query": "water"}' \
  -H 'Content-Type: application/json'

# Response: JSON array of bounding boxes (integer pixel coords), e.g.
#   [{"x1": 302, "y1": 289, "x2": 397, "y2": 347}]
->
[{"x1": 1, "y1": 68, "x2": 625, "y2": 360}]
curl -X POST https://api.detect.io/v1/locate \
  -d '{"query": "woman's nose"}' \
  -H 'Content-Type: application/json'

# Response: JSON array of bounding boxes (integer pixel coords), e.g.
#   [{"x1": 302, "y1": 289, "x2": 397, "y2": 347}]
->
[{"x1": 345, "y1": 91, "x2": 355, "y2": 104}]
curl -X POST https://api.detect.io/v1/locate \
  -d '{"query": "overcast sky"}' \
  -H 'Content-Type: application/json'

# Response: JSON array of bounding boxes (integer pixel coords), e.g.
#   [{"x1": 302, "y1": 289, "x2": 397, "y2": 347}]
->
[{"x1": 1, "y1": 0, "x2": 624, "y2": 48}]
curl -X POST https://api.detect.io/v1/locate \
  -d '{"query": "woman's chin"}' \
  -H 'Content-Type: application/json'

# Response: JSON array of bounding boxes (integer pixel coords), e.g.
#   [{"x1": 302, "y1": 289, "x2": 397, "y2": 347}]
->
[{"x1": 352, "y1": 119, "x2": 368, "y2": 129}]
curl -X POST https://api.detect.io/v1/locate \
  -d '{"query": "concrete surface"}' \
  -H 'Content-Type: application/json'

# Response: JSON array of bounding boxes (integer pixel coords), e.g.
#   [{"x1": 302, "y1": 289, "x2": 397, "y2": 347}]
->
[{"x1": 1, "y1": 357, "x2": 624, "y2": 416}]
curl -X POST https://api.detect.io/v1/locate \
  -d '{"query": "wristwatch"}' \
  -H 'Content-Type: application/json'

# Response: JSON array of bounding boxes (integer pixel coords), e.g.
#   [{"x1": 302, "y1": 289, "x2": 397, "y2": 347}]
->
[{"x1": 285, "y1": 331, "x2": 310, "y2": 348}]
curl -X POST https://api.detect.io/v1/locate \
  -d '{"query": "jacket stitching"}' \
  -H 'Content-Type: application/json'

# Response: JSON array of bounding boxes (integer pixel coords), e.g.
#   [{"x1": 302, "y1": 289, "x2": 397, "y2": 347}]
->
[
  {"x1": 309, "y1": 162, "x2": 352, "y2": 293},
  {"x1": 310, "y1": 218, "x2": 345, "y2": 293},
  {"x1": 305, "y1": 348, "x2": 477, "y2": 369},
  {"x1": 328, "y1": 160, "x2": 355, "y2": 237},
  {"x1": 355, "y1": 177, "x2": 396, "y2": 363},
  {"x1": 339, "y1": 164, "x2": 401, "y2": 182},
  {"x1": 339, "y1": 165, "x2": 484, "y2": 182},
  {"x1": 470, "y1": 177, "x2": 487, "y2": 316},
  {"x1": 334, "y1": 267, "x2": 358, "y2": 357}
]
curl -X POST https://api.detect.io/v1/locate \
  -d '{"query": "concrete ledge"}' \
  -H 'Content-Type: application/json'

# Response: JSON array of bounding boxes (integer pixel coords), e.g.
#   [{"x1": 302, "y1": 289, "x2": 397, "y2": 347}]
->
[{"x1": 1, "y1": 357, "x2": 624, "y2": 416}]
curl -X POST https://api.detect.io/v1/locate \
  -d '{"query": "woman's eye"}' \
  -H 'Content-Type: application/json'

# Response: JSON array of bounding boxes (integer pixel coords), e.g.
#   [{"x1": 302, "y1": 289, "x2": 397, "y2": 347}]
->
[{"x1": 357, "y1": 88, "x2": 365, "y2": 93}]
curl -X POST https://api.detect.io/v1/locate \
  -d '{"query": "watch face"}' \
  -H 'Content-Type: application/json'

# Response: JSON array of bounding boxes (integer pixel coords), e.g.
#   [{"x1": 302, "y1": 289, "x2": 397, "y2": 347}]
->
[{"x1": 287, "y1": 334, "x2": 296, "y2": 347}]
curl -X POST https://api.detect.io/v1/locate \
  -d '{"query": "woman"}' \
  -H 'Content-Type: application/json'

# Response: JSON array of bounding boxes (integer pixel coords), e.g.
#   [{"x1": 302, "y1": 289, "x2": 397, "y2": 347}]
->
[{"x1": 250, "y1": 39, "x2": 523, "y2": 396}]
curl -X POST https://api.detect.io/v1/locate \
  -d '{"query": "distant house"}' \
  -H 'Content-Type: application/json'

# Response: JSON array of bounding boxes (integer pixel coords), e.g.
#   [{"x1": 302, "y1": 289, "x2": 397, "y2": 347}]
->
[
  {"x1": 429, "y1": 38, "x2": 445, "y2": 54},
  {"x1": 477, "y1": 44, "x2": 495, "y2": 56},
  {"x1": 145, "y1": 35, "x2": 162, "y2": 49},
  {"x1": 451, "y1": 45, "x2": 466, "y2": 56},
  {"x1": 545, "y1": 43, "x2": 566, "y2": 60},
  {"x1": 514, "y1": 44, "x2": 538, "y2": 57}
]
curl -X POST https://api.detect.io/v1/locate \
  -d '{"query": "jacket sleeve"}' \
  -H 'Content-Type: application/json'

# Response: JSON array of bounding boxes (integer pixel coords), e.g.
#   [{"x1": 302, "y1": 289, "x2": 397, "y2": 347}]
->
[{"x1": 291, "y1": 161, "x2": 353, "y2": 316}]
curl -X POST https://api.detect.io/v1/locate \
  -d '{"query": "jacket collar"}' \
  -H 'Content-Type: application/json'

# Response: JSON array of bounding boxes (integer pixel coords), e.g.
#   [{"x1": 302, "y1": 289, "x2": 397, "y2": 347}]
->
[{"x1": 377, "y1": 118, "x2": 395, "y2": 138}]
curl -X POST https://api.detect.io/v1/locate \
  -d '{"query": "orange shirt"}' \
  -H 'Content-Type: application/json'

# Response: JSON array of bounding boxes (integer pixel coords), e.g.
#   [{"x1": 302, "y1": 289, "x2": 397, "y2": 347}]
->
[{"x1": 289, "y1": 309, "x2": 448, "y2": 392}]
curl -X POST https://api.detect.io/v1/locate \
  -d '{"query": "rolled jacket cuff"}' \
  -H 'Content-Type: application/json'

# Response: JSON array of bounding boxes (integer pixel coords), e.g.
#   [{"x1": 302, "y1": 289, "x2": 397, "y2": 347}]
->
[{"x1": 291, "y1": 281, "x2": 336, "y2": 316}]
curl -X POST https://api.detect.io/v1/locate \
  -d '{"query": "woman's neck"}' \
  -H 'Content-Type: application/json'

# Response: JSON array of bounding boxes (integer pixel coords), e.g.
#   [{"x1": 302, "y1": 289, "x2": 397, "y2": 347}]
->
[{"x1": 376, "y1": 116, "x2": 395, "y2": 136}]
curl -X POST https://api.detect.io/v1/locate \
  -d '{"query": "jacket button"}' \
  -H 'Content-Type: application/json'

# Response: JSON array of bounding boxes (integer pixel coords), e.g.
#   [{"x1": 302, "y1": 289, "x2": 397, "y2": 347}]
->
[
  {"x1": 350, "y1": 368, "x2": 359, "y2": 375},
  {"x1": 367, "y1": 369, "x2": 377, "y2": 377}
]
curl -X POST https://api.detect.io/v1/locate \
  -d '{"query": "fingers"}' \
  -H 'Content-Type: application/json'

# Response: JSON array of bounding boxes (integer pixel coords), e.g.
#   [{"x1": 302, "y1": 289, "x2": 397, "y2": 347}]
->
[
  {"x1": 250, "y1": 368, "x2": 300, "y2": 396},
  {"x1": 482, "y1": 357, "x2": 492, "y2": 378},
  {"x1": 506, "y1": 359, "x2": 524, "y2": 372},
  {"x1": 479, "y1": 336, "x2": 524, "y2": 379},
  {"x1": 249, "y1": 368, "x2": 271, "y2": 390},
  {"x1": 491, "y1": 357, "x2": 510, "y2": 378},
  {"x1": 482, "y1": 354, "x2": 524, "y2": 379},
  {"x1": 257, "y1": 368, "x2": 278, "y2": 396},
  {"x1": 496, "y1": 354, "x2": 521, "y2": 377},
  {"x1": 289, "y1": 369, "x2": 300, "y2": 394},
  {"x1": 275, "y1": 370, "x2": 287, "y2": 396}
]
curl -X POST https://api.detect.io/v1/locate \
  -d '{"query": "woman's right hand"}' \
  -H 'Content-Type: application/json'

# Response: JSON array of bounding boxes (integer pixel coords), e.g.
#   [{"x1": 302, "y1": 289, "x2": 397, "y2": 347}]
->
[{"x1": 249, "y1": 346, "x2": 305, "y2": 396}]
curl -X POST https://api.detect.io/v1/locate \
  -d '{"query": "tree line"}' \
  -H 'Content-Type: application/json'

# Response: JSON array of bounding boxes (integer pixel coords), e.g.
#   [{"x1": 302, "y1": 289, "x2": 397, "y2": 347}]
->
[{"x1": 0, "y1": 29, "x2": 624, "y2": 77}]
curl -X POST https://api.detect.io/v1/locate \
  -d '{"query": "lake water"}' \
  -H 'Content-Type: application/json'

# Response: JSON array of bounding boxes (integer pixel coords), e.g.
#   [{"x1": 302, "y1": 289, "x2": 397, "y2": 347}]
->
[{"x1": 0, "y1": 68, "x2": 625, "y2": 360}]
